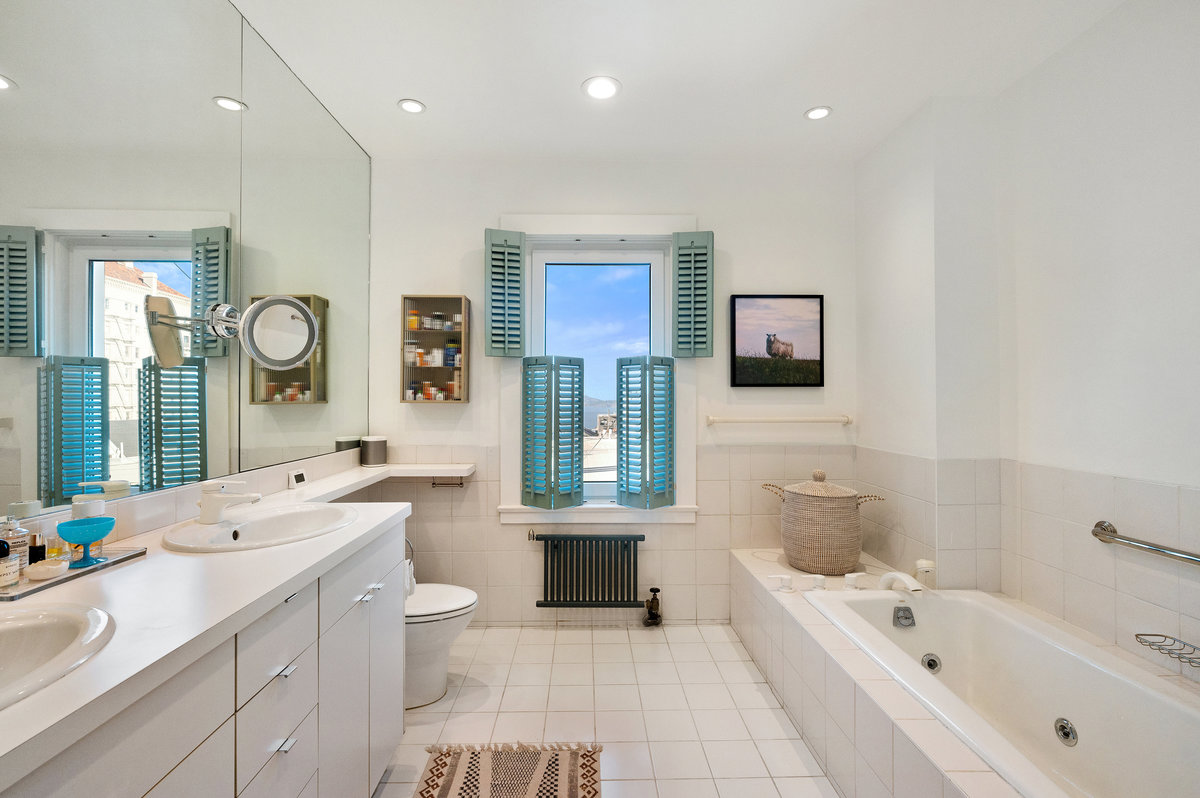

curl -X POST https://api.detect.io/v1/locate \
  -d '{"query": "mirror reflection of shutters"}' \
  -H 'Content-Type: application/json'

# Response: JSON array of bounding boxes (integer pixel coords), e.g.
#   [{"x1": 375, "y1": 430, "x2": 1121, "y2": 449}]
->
[
  {"x1": 0, "y1": 225, "x2": 43, "y2": 358},
  {"x1": 39, "y1": 356, "x2": 109, "y2": 507},
  {"x1": 190, "y1": 226, "x2": 231, "y2": 357},
  {"x1": 139, "y1": 357, "x2": 207, "y2": 491}
]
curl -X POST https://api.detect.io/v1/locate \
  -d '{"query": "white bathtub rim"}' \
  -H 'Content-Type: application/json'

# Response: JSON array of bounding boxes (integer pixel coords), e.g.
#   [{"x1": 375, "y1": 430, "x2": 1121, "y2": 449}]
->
[{"x1": 805, "y1": 589, "x2": 1069, "y2": 798}]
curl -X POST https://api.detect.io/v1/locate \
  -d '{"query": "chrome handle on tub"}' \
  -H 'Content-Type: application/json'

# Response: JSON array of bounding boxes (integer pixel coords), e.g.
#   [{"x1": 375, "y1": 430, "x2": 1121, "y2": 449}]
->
[
  {"x1": 277, "y1": 664, "x2": 298, "y2": 679},
  {"x1": 278, "y1": 737, "x2": 298, "y2": 754}
]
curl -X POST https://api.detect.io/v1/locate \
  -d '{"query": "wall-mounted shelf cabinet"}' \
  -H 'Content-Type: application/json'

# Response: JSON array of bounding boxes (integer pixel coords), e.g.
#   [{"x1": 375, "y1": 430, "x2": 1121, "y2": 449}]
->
[
  {"x1": 400, "y1": 295, "x2": 469, "y2": 403},
  {"x1": 248, "y1": 294, "x2": 328, "y2": 405}
]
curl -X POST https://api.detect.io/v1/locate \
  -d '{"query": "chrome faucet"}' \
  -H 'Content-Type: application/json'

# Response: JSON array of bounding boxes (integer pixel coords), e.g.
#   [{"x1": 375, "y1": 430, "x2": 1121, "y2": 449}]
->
[
  {"x1": 878, "y1": 571, "x2": 924, "y2": 593},
  {"x1": 196, "y1": 480, "x2": 262, "y2": 524}
]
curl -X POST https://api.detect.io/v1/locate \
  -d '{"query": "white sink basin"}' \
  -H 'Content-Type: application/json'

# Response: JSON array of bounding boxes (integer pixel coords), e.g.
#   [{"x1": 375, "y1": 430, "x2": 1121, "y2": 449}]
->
[
  {"x1": 162, "y1": 503, "x2": 358, "y2": 553},
  {"x1": 0, "y1": 605, "x2": 115, "y2": 711}
]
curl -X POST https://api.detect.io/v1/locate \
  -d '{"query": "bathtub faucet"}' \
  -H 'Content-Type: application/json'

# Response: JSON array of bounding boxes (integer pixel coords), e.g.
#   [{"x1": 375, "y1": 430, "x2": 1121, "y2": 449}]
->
[{"x1": 878, "y1": 571, "x2": 924, "y2": 593}]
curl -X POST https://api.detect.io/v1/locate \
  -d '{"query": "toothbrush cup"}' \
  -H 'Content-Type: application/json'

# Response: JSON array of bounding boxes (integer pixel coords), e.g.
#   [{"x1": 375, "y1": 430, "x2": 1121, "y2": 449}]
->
[{"x1": 57, "y1": 517, "x2": 115, "y2": 569}]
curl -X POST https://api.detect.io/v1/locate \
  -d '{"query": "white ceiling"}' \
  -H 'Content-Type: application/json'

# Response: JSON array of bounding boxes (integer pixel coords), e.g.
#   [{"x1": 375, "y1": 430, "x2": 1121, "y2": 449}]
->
[{"x1": 234, "y1": 0, "x2": 1122, "y2": 165}]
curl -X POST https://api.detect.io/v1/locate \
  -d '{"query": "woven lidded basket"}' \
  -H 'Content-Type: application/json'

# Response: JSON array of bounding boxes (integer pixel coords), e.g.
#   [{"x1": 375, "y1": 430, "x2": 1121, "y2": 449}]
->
[{"x1": 762, "y1": 470, "x2": 883, "y2": 575}]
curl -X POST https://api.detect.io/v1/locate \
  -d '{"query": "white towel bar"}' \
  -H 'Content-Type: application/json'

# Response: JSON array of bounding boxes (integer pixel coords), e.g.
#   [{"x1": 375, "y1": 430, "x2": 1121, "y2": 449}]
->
[{"x1": 705, "y1": 415, "x2": 853, "y2": 426}]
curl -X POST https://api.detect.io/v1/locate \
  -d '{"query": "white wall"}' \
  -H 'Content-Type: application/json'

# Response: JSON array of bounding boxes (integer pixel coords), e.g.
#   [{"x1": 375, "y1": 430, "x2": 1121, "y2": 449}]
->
[
  {"x1": 1002, "y1": 0, "x2": 1200, "y2": 488},
  {"x1": 369, "y1": 157, "x2": 858, "y2": 451},
  {"x1": 853, "y1": 109, "x2": 938, "y2": 459}
]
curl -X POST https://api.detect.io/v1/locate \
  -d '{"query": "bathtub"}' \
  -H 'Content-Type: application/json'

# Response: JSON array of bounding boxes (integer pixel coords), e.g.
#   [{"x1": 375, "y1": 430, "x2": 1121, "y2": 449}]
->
[{"x1": 805, "y1": 588, "x2": 1200, "y2": 797}]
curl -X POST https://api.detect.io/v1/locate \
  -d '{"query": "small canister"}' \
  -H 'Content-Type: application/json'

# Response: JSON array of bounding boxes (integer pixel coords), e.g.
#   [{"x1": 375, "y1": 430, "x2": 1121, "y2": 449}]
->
[
  {"x1": 360, "y1": 436, "x2": 387, "y2": 467},
  {"x1": 335, "y1": 436, "x2": 361, "y2": 452}
]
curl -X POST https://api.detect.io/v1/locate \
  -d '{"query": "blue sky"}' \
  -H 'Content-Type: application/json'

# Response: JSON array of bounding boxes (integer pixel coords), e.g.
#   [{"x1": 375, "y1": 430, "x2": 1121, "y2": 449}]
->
[
  {"x1": 135, "y1": 260, "x2": 193, "y2": 296},
  {"x1": 544, "y1": 263, "x2": 650, "y2": 400},
  {"x1": 733, "y1": 296, "x2": 822, "y2": 359}
]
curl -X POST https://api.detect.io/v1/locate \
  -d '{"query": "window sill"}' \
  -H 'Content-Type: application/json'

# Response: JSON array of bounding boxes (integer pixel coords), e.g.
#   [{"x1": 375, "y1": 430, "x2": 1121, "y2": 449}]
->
[{"x1": 498, "y1": 503, "x2": 698, "y2": 525}]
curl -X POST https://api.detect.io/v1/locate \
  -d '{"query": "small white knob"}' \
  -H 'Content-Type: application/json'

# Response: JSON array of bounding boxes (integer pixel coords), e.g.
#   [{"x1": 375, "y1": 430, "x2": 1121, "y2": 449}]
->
[
  {"x1": 812, "y1": 575, "x2": 826, "y2": 590},
  {"x1": 768, "y1": 574, "x2": 795, "y2": 593},
  {"x1": 844, "y1": 572, "x2": 866, "y2": 590}
]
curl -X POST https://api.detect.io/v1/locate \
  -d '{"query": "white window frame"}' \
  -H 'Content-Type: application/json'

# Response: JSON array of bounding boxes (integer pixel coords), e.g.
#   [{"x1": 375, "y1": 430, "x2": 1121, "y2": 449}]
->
[{"x1": 496, "y1": 215, "x2": 698, "y2": 525}]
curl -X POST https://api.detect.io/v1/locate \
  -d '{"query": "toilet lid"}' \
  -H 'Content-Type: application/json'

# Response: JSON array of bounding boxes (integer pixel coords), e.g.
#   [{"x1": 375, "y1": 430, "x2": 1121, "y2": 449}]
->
[{"x1": 406, "y1": 583, "x2": 478, "y2": 618}]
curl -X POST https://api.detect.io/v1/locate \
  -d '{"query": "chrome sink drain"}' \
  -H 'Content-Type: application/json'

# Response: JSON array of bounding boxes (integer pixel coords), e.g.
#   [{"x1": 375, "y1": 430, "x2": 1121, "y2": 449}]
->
[
  {"x1": 1054, "y1": 717, "x2": 1078, "y2": 746},
  {"x1": 921, "y1": 653, "x2": 942, "y2": 674}
]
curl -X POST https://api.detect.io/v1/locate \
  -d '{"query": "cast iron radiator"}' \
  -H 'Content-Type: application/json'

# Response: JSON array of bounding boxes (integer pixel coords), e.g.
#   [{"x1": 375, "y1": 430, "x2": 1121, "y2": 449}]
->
[{"x1": 533, "y1": 533, "x2": 646, "y2": 607}]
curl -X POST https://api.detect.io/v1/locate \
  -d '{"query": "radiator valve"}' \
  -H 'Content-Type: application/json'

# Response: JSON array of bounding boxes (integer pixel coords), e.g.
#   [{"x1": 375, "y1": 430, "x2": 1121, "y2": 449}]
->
[{"x1": 643, "y1": 587, "x2": 662, "y2": 626}]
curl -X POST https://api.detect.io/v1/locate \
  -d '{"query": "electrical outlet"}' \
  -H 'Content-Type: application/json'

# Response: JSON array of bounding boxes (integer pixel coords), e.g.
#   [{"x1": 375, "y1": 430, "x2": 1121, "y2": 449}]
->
[{"x1": 287, "y1": 469, "x2": 308, "y2": 490}]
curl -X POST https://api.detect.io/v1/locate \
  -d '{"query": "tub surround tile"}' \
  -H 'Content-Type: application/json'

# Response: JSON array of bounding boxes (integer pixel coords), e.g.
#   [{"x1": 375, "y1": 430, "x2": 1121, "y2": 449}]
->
[
  {"x1": 895, "y1": 719, "x2": 989, "y2": 773},
  {"x1": 944, "y1": 771, "x2": 1022, "y2": 798},
  {"x1": 892, "y1": 728, "x2": 943, "y2": 798}
]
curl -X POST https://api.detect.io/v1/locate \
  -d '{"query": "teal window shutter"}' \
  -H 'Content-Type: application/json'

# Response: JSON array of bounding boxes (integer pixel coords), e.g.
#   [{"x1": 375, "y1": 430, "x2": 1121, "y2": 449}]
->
[
  {"x1": 0, "y1": 225, "x2": 43, "y2": 357},
  {"x1": 672, "y1": 231, "x2": 714, "y2": 358},
  {"x1": 190, "y1": 226, "x2": 231, "y2": 357},
  {"x1": 484, "y1": 228, "x2": 525, "y2": 357},
  {"x1": 38, "y1": 356, "x2": 110, "y2": 507},
  {"x1": 139, "y1": 356, "x2": 207, "y2": 491},
  {"x1": 616, "y1": 356, "x2": 675, "y2": 509},
  {"x1": 521, "y1": 356, "x2": 584, "y2": 509}
]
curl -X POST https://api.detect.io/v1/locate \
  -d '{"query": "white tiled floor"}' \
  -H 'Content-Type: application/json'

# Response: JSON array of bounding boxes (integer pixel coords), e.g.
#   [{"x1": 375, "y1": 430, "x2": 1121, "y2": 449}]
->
[{"x1": 376, "y1": 625, "x2": 837, "y2": 798}]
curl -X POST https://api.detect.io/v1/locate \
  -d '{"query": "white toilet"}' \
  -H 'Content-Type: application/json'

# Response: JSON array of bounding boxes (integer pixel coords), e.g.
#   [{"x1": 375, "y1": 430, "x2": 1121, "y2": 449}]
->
[{"x1": 404, "y1": 582, "x2": 478, "y2": 709}]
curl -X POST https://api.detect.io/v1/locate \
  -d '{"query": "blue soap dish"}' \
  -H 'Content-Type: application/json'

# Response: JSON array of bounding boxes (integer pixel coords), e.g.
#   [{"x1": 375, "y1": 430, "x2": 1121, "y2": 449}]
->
[{"x1": 58, "y1": 517, "x2": 116, "y2": 569}]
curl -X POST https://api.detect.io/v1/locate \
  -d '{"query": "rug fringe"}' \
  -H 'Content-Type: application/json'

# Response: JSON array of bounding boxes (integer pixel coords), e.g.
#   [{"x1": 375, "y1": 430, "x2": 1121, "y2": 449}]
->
[{"x1": 425, "y1": 742, "x2": 604, "y2": 754}]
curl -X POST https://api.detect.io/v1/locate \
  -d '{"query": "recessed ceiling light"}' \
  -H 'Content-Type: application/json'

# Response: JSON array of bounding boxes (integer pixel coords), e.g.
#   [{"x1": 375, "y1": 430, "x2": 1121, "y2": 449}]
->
[
  {"x1": 582, "y1": 76, "x2": 621, "y2": 100},
  {"x1": 805, "y1": 106, "x2": 832, "y2": 120},
  {"x1": 213, "y1": 96, "x2": 248, "y2": 112},
  {"x1": 398, "y1": 99, "x2": 426, "y2": 113},
  {"x1": 0, "y1": 74, "x2": 17, "y2": 90}
]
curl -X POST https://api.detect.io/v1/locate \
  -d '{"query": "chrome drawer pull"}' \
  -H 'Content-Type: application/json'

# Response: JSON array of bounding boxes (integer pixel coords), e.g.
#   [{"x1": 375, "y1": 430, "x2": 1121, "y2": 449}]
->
[
  {"x1": 360, "y1": 593, "x2": 374, "y2": 603},
  {"x1": 278, "y1": 737, "x2": 298, "y2": 754},
  {"x1": 371, "y1": 582, "x2": 385, "y2": 591},
  {"x1": 278, "y1": 664, "x2": 298, "y2": 679},
  {"x1": 284, "y1": 591, "x2": 299, "y2": 603}
]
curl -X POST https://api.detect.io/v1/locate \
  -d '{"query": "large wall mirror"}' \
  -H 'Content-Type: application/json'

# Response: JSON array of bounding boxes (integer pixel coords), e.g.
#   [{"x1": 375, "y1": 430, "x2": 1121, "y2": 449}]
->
[{"x1": 0, "y1": 0, "x2": 370, "y2": 517}]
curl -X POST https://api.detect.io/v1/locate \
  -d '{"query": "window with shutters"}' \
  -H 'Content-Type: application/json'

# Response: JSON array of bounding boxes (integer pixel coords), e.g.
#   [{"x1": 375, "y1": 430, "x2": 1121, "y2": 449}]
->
[
  {"x1": 88, "y1": 258, "x2": 192, "y2": 487},
  {"x1": 496, "y1": 216, "x2": 703, "y2": 524}
]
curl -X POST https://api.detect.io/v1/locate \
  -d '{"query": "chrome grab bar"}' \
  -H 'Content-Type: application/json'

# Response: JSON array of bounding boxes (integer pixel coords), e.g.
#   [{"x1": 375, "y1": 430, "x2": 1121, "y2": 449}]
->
[{"x1": 1091, "y1": 521, "x2": 1200, "y2": 567}]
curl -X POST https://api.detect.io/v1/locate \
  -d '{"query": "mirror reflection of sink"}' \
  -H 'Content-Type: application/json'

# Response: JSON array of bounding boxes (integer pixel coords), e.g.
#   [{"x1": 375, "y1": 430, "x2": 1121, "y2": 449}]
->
[
  {"x1": 0, "y1": 605, "x2": 116, "y2": 712},
  {"x1": 162, "y1": 503, "x2": 358, "y2": 553}
]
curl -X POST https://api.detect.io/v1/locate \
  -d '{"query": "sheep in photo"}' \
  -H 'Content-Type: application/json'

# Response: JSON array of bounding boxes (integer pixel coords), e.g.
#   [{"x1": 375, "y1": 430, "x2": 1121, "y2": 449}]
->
[{"x1": 765, "y1": 333, "x2": 793, "y2": 359}]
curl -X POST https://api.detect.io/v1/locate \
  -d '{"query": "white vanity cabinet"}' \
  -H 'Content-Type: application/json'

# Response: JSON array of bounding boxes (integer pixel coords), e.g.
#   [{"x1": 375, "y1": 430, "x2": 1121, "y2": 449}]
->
[
  {"x1": 317, "y1": 526, "x2": 408, "y2": 798},
  {"x1": 7, "y1": 640, "x2": 236, "y2": 798},
  {"x1": 2, "y1": 518, "x2": 409, "y2": 798}
]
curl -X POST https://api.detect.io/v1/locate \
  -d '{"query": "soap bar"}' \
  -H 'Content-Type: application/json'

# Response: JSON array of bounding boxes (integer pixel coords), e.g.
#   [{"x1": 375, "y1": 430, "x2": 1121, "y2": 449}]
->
[{"x1": 25, "y1": 560, "x2": 68, "y2": 581}]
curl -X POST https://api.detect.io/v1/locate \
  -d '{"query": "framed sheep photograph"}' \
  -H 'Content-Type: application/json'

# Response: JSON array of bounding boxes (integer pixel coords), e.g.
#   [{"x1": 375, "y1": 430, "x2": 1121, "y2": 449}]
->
[{"x1": 729, "y1": 294, "x2": 824, "y2": 387}]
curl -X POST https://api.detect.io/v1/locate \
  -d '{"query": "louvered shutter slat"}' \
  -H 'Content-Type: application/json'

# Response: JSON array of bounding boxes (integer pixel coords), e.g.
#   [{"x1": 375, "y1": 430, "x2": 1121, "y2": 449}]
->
[
  {"x1": 139, "y1": 357, "x2": 207, "y2": 490},
  {"x1": 0, "y1": 225, "x2": 43, "y2": 357},
  {"x1": 521, "y1": 356, "x2": 584, "y2": 509},
  {"x1": 190, "y1": 226, "x2": 231, "y2": 357},
  {"x1": 672, "y1": 231, "x2": 714, "y2": 358},
  {"x1": 485, "y1": 228, "x2": 525, "y2": 357},
  {"x1": 616, "y1": 356, "x2": 675, "y2": 509},
  {"x1": 39, "y1": 357, "x2": 110, "y2": 507}
]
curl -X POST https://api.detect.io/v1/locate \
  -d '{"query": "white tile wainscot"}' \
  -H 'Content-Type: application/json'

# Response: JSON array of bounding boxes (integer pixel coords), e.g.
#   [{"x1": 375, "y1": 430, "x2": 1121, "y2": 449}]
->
[{"x1": 729, "y1": 550, "x2": 1019, "y2": 798}]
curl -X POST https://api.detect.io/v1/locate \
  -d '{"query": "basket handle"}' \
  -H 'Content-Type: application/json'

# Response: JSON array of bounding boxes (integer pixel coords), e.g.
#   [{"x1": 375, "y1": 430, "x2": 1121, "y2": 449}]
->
[
  {"x1": 761, "y1": 483, "x2": 785, "y2": 500},
  {"x1": 857, "y1": 494, "x2": 885, "y2": 506}
]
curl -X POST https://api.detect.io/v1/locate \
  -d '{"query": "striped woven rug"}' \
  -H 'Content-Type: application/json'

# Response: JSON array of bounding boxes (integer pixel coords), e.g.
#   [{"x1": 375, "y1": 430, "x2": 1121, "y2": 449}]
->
[{"x1": 418, "y1": 743, "x2": 602, "y2": 798}]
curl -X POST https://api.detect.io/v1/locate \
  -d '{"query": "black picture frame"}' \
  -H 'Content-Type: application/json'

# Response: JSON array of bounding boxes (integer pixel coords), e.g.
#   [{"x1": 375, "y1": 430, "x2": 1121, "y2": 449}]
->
[{"x1": 729, "y1": 294, "x2": 824, "y2": 387}]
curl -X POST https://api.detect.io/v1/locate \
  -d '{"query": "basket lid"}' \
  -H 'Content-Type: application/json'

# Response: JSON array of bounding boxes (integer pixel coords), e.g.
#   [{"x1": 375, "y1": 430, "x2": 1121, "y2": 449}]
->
[{"x1": 785, "y1": 469, "x2": 858, "y2": 498}]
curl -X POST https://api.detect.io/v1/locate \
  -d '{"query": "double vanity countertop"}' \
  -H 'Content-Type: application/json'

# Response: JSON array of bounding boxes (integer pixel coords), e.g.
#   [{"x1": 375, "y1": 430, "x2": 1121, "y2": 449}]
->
[{"x1": 0, "y1": 463, "x2": 452, "y2": 791}]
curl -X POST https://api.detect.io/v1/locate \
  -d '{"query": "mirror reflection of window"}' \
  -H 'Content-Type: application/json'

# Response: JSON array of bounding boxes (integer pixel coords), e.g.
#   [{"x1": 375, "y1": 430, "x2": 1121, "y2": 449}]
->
[{"x1": 88, "y1": 261, "x2": 192, "y2": 487}]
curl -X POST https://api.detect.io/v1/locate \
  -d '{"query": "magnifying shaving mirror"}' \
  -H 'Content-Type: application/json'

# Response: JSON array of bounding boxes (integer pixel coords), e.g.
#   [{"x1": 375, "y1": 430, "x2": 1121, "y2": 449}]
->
[{"x1": 145, "y1": 294, "x2": 319, "y2": 370}]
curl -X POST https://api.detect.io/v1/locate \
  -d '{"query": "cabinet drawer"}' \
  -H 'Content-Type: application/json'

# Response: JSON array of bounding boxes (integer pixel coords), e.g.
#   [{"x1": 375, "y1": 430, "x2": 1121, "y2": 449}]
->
[
  {"x1": 237, "y1": 581, "x2": 318, "y2": 708},
  {"x1": 297, "y1": 773, "x2": 318, "y2": 798},
  {"x1": 319, "y1": 524, "x2": 404, "y2": 635},
  {"x1": 236, "y1": 642, "x2": 318, "y2": 794},
  {"x1": 144, "y1": 717, "x2": 235, "y2": 798},
  {"x1": 239, "y1": 706, "x2": 318, "y2": 798}
]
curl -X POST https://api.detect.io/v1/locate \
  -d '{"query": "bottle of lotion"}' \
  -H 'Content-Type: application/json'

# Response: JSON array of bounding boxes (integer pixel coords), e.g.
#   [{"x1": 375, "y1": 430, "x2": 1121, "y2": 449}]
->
[{"x1": 1, "y1": 516, "x2": 29, "y2": 575}]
